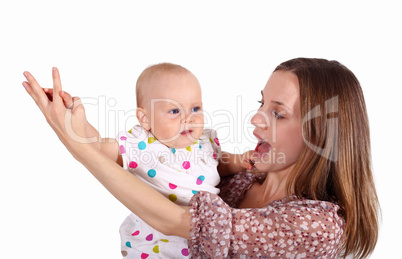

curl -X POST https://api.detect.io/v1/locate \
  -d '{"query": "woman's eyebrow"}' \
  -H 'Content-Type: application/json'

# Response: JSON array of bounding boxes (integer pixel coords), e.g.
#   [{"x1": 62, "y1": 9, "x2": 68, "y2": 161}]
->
[
  {"x1": 271, "y1": 100, "x2": 292, "y2": 113},
  {"x1": 261, "y1": 90, "x2": 291, "y2": 112}
]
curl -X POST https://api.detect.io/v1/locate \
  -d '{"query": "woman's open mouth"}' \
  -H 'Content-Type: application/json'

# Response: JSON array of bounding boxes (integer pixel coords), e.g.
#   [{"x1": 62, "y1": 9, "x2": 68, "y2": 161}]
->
[{"x1": 254, "y1": 140, "x2": 272, "y2": 158}]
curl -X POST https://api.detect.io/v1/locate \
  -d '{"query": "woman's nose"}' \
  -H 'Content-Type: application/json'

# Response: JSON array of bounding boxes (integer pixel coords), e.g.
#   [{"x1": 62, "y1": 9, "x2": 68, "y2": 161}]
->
[{"x1": 251, "y1": 111, "x2": 269, "y2": 129}]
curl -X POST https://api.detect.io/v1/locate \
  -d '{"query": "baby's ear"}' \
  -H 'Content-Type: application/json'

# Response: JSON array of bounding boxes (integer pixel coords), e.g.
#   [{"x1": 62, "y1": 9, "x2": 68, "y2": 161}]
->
[{"x1": 136, "y1": 108, "x2": 150, "y2": 130}]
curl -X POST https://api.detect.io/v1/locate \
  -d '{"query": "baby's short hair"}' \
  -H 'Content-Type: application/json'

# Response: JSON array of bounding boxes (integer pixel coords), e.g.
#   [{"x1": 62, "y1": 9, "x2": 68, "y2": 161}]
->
[{"x1": 136, "y1": 63, "x2": 191, "y2": 107}]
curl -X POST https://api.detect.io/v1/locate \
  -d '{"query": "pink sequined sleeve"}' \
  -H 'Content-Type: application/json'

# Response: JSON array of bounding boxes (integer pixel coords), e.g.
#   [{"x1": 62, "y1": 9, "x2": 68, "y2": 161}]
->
[{"x1": 188, "y1": 191, "x2": 345, "y2": 258}]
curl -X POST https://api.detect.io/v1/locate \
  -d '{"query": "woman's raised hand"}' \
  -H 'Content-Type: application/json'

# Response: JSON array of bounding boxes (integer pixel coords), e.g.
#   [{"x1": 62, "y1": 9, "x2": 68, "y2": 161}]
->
[
  {"x1": 22, "y1": 67, "x2": 98, "y2": 157},
  {"x1": 43, "y1": 87, "x2": 102, "y2": 152}
]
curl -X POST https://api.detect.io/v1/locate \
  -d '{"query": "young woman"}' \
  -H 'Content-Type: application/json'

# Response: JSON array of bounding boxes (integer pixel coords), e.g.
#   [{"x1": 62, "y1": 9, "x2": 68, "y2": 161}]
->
[{"x1": 22, "y1": 58, "x2": 379, "y2": 258}]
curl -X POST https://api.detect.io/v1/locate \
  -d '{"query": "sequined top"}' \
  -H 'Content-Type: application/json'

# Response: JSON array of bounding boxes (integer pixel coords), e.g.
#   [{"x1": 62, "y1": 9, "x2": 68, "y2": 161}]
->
[{"x1": 188, "y1": 171, "x2": 345, "y2": 258}]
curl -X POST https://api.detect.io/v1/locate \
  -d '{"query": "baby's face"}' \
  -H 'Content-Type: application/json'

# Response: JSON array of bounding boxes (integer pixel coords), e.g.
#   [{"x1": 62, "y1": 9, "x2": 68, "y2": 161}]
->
[{"x1": 144, "y1": 72, "x2": 204, "y2": 149}]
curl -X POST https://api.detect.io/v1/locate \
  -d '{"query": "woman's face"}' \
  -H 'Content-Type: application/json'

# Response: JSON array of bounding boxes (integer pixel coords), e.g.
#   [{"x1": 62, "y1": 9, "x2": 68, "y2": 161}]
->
[{"x1": 251, "y1": 70, "x2": 304, "y2": 173}]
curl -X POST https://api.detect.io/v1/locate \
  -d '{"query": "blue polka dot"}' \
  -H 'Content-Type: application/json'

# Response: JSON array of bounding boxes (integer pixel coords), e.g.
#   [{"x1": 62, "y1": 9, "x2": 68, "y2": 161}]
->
[
  {"x1": 198, "y1": 175, "x2": 205, "y2": 181},
  {"x1": 171, "y1": 148, "x2": 176, "y2": 154},
  {"x1": 192, "y1": 190, "x2": 198, "y2": 195},
  {"x1": 199, "y1": 143, "x2": 202, "y2": 149},
  {"x1": 138, "y1": 141, "x2": 146, "y2": 150},
  {"x1": 125, "y1": 241, "x2": 131, "y2": 248},
  {"x1": 147, "y1": 169, "x2": 156, "y2": 178}
]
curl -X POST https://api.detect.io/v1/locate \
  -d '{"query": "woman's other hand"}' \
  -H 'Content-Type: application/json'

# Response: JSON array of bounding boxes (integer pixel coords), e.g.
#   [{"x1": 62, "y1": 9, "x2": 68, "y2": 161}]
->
[{"x1": 240, "y1": 150, "x2": 255, "y2": 171}]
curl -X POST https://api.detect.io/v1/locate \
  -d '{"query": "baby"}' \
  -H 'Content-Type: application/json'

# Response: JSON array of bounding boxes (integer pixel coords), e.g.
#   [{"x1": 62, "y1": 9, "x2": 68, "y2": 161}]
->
[
  {"x1": 50, "y1": 63, "x2": 251, "y2": 258},
  {"x1": 118, "y1": 63, "x2": 225, "y2": 258}
]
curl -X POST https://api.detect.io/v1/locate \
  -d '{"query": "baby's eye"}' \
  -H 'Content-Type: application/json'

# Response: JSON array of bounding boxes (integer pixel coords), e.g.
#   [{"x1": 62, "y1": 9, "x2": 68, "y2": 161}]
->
[
  {"x1": 169, "y1": 109, "x2": 180, "y2": 114},
  {"x1": 192, "y1": 106, "x2": 201, "y2": 112},
  {"x1": 273, "y1": 110, "x2": 285, "y2": 119},
  {"x1": 258, "y1": 100, "x2": 264, "y2": 107}
]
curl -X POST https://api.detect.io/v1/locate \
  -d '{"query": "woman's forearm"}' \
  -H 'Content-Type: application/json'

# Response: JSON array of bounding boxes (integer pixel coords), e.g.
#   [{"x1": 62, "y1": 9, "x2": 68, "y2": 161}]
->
[
  {"x1": 74, "y1": 145, "x2": 192, "y2": 238},
  {"x1": 22, "y1": 69, "x2": 191, "y2": 238}
]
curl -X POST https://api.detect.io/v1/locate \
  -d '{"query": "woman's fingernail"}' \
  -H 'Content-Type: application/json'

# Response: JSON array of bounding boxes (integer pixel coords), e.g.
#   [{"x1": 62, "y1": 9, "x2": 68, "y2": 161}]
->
[{"x1": 23, "y1": 71, "x2": 29, "y2": 79}]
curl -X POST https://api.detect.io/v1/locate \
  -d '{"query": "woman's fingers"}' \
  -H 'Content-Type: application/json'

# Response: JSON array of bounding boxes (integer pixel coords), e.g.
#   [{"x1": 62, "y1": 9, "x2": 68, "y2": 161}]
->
[
  {"x1": 241, "y1": 151, "x2": 255, "y2": 170},
  {"x1": 59, "y1": 91, "x2": 73, "y2": 109},
  {"x1": 43, "y1": 88, "x2": 73, "y2": 109},
  {"x1": 43, "y1": 88, "x2": 54, "y2": 102},
  {"x1": 70, "y1": 96, "x2": 84, "y2": 112},
  {"x1": 52, "y1": 67, "x2": 63, "y2": 104},
  {"x1": 23, "y1": 71, "x2": 49, "y2": 108}
]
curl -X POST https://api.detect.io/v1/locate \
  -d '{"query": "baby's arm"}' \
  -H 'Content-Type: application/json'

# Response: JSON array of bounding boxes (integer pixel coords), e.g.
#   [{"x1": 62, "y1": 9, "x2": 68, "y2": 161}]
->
[
  {"x1": 44, "y1": 88, "x2": 122, "y2": 166},
  {"x1": 99, "y1": 138, "x2": 122, "y2": 166},
  {"x1": 218, "y1": 151, "x2": 254, "y2": 176}
]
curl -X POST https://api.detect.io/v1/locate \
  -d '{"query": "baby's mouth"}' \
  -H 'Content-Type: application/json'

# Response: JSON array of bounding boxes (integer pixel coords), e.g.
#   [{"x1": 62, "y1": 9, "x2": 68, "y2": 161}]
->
[
  {"x1": 254, "y1": 140, "x2": 272, "y2": 158},
  {"x1": 180, "y1": 129, "x2": 193, "y2": 136}
]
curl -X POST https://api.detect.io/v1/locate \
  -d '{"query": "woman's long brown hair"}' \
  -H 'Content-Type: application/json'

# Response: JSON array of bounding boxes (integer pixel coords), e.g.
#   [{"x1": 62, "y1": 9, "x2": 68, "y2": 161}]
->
[{"x1": 275, "y1": 58, "x2": 380, "y2": 258}]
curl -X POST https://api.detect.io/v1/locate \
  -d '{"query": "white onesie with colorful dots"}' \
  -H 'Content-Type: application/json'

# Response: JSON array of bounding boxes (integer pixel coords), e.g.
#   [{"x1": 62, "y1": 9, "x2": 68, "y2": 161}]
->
[{"x1": 117, "y1": 125, "x2": 221, "y2": 258}]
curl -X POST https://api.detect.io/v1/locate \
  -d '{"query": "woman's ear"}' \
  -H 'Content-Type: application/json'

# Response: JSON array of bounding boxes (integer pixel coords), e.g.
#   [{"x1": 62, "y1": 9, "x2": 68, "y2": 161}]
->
[{"x1": 136, "y1": 108, "x2": 151, "y2": 130}]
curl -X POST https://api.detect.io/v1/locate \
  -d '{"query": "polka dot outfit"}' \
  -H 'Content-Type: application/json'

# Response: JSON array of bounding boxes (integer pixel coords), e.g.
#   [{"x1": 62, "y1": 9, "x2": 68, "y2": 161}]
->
[
  {"x1": 118, "y1": 125, "x2": 221, "y2": 258},
  {"x1": 188, "y1": 171, "x2": 345, "y2": 258}
]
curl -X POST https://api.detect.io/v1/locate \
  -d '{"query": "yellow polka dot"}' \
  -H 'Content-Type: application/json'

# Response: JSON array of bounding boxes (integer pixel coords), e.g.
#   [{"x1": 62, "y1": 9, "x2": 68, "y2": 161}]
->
[
  {"x1": 153, "y1": 245, "x2": 159, "y2": 253},
  {"x1": 209, "y1": 137, "x2": 214, "y2": 143},
  {"x1": 169, "y1": 194, "x2": 177, "y2": 202},
  {"x1": 148, "y1": 137, "x2": 156, "y2": 143},
  {"x1": 128, "y1": 129, "x2": 132, "y2": 134},
  {"x1": 161, "y1": 239, "x2": 169, "y2": 243},
  {"x1": 186, "y1": 146, "x2": 192, "y2": 152}
]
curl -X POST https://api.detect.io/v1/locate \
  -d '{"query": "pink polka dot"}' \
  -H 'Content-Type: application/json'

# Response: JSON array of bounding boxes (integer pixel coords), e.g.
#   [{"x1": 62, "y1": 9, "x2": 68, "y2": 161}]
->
[
  {"x1": 129, "y1": 161, "x2": 138, "y2": 169},
  {"x1": 169, "y1": 183, "x2": 177, "y2": 189},
  {"x1": 182, "y1": 161, "x2": 190, "y2": 170},
  {"x1": 131, "y1": 230, "x2": 140, "y2": 236},
  {"x1": 146, "y1": 234, "x2": 153, "y2": 241},
  {"x1": 213, "y1": 152, "x2": 217, "y2": 160},
  {"x1": 214, "y1": 137, "x2": 220, "y2": 146},
  {"x1": 181, "y1": 248, "x2": 189, "y2": 256},
  {"x1": 120, "y1": 145, "x2": 126, "y2": 154},
  {"x1": 141, "y1": 253, "x2": 149, "y2": 259},
  {"x1": 120, "y1": 136, "x2": 127, "y2": 141}
]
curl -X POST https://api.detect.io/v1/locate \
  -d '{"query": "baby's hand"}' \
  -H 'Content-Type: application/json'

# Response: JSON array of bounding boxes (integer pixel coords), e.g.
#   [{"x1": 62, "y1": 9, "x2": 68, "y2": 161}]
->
[
  {"x1": 240, "y1": 150, "x2": 255, "y2": 171},
  {"x1": 43, "y1": 88, "x2": 73, "y2": 109}
]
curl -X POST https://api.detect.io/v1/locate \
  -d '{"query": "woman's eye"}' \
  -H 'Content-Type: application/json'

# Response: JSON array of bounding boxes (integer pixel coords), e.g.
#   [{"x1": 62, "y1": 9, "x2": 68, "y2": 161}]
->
[
  {"x1": 273, "y1": 110, "x2": 285, "y2": 119},
  {"x1": 169, "y1": 109, "x2": 180, "y2": 114},
  {"x1": 192, "y1": 106, "x2": 201, "y2": 112},
  {"x1": 258, "y1": 100, "x2": 264, "y2": 107}
]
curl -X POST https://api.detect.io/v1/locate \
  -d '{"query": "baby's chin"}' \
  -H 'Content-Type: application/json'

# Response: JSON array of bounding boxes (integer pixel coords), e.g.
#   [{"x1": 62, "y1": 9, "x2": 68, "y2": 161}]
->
[
  {"x1": 168, "y1": 134, "x2": 202, "y2": 149},
  {"x1": 169, "y1": 139, "x2": 198, "y2": 149}
]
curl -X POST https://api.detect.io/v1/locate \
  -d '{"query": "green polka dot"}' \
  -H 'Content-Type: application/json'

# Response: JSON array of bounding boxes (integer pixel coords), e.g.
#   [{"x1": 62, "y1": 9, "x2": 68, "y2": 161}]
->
[
  {"x1": 153, "y1": 245, "x2": 159, "y2": 253},
  {"x1": 169, "y1": 194, "x2": 177, "y2": 202}
]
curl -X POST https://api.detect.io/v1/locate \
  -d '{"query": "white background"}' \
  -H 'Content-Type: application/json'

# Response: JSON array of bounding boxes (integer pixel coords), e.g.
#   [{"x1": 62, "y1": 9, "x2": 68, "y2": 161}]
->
[{"x1": 1, "y1": 1, "x2": 400, "y2": 258}]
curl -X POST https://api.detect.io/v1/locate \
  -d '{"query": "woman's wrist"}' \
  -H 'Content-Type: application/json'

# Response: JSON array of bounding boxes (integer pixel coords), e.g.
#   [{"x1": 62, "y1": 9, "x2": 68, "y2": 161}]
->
[{"x1": 65, "y1": 137, "x2": 100, "y2": 164}]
